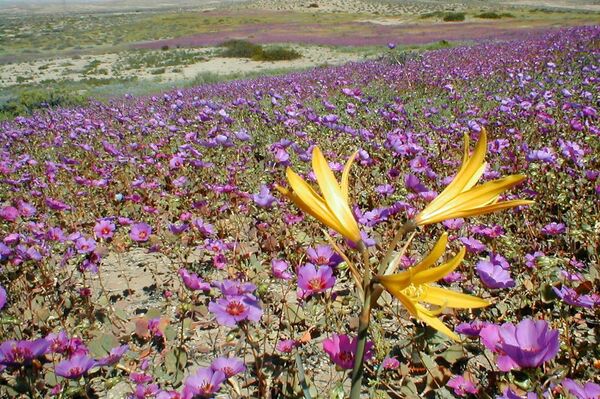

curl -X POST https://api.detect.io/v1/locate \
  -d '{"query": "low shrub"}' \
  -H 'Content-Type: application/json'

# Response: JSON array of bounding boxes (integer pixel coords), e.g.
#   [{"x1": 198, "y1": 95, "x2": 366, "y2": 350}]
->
[
  {"x1": 0, "y1": 88, "x2": 87, "y2": 120},
  {"x1": 219, "y1": 39, "x2": 263, "y2": 58},
  {"x1": 443, "y1": 12, "x2": 466, "y2": 22},
  {"x1": 253, "y1": 47, "x2": 302, "y2": 61}
]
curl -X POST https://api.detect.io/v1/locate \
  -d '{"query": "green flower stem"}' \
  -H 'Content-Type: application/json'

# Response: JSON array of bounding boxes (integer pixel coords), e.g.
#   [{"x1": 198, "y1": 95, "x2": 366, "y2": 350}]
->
[
  {"x1": 350, "y1": 245, "x2": 373, "y2": 399},
  {"x1": 350, "y1": 283, "x2": 372, "y2": 399}
]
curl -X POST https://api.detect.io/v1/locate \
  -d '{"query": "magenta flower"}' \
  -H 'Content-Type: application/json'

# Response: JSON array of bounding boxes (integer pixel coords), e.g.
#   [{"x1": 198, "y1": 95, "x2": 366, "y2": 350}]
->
[
  {"x1": 252, "y1": 185, "x2": 277, "y2": 208},
  {"x1": 381, "y1": 356, "x2": 400, "y2": 370},
  {"x1": 55, "y1": 354, "x2": 96, "y2": 379},
  {"x1": 208, "y1": 296, "x2": 262, "y2": 327},
  {"x1": 0, "y1": 338, "x2": 49, "y2": 366},
  {"x1": 0, "y1": 206, "x2": 18, "y2": 222},
  {"x1": 552, "y1": 286, "x2": 596, "y2": 308},
  {"x1": 322, "y1": 334, "x2": 374, "y2": 370},
  {"x1": 306, "y1": 245, "x2": 342, "y2": 267},
  {"x1": 130, "y1": 222, "x2": 152, "y2": 242},
  {"x1": 496, "y1": 319, "x2": 559, "y2": 371},
  {"x1": 562, "y1": 378, "x2": 600, "y2": 399},
  {"x1": 297, "y1": 264, "x2": 336, "y2": 297},
  {"x1": 0, "y1": 285, "x2": 6, "y2": 310},
  {"x1": 182, "y1": 367, "x2": 226, "y2": 399},
  {"x1": 75, "y1": 237, "x2": 96, "y2": 254},
  {"x1": 93, "y1": 220, "x2": 115, "y2": 239},
  {"x1": 97, "y1": 344, "x2": 129, "y2": 366},
  {"x1": 276, "y1": 339, "x2": 298, "y2": 353},
  {"x1": 210, "y1": 356, "x2": 245, "y2": 378},
  {"x1": 179, "y1": 268, "x2": 211, "y2": 292},
  {"x1": 447, "y1": 374, "x2": 478, "y2": 396},
  {"x1": 476, "y1": 254, "x2": 515, "y2": 289},
  {"x1": 271, "y1": 259, "x2": 292, "y2": 280},
  {"x1": 541, "y1": 222, "x2": 566, "y2": 235}
]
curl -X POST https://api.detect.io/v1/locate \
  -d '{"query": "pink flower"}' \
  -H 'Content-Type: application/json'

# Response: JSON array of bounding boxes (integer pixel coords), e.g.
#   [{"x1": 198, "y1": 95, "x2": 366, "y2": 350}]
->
[
  {"x1": 130, "y1": 222, "x2": 152, "y2": 242},
  {"x1": 382, "y1": 356, "x2": 400, "y2": 370},
  {"x1": 93, "y1": 220, "x2": 115, "y2": 239},
  {"x1": 271, "y1": 259, "x2": 292, "y2": 280},
  {"x1": 447, "y1": 374, "x2": 478, "y2": 396},
  {"x1": 297, "y1": 264, "x2": 335, "y2": 298},
  {"x1": 0, "y1": 206, "x2": 18, "y2": 222},
  {"x1": 322, "y1": 334, "x2": 374, "y2": 370}
]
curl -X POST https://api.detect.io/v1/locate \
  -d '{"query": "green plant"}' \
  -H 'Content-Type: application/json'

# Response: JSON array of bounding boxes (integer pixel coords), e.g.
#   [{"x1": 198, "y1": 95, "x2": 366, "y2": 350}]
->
[
  {"x1": 219, "y1": 39, "x2": 263, "y2": 58},
  {"x1": 253, "y1": 47, "x2": 302, "y2": 61},
  {"x1": 443, "y1": 12, "x2": 466, "y2": 22}
]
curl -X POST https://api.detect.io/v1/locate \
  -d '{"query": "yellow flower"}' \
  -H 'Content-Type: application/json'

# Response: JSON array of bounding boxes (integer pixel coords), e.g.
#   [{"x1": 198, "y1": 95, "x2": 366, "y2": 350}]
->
[
  {"x1": 377, "y1": 233, "x2": 489, "y2": 341},
  {"x1": 276, "y1": 147, "x2": 362, "y2": 243},
  {"x1": 415, "y1": 128, "x2": 533, "y2": 226}
]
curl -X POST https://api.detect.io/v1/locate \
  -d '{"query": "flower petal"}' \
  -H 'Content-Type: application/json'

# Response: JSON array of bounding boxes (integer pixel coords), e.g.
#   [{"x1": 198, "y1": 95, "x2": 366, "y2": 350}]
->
[
  {"x1": 419, "y1": 285, "x2": 490, "y2": 309},
  {"x1": 424, "y1": 200, "x2": 534, "y2": 224},
  {"x1": 412, "y1": 247, "x2": 466, "y2": 284},
  {"x1": 411, "y1": 232, "x2": 448, "y2": 274},
  {"x1": 312, "y1": 147, "x2": 361, "y2": 242},
  {"x1": 417, "y1": 129, "x2": 487, "y2": 220},
  {"x1": 341, "y1": 151, "x2": 359, "y2": 203},
  {"x1": 414, "y1": 304, "x2": 461, "y2": 341}
]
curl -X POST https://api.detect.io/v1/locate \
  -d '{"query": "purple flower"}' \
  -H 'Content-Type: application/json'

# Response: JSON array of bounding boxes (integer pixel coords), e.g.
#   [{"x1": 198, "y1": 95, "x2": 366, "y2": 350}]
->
[
  {"x1": 208, "y1": 296, "x2": 262, "y2": 327},
  {"x1": 405, "y1": 173, "x2": 428, "y2": 193},
  {"x1": 252, "y1": 185, "x2": 277, "y2": 208},
  {"x1": 496, "y1": 319, "x2": 559, "y2": 371},
  {"x1": 0, "y1": 338, "x2": 49, "y2": 366},
  {"x1": 55, "y1": 354, "x2": 96, "y2": 379},
  {"x1": 447, "y1": 374, "x2": 478, "y2": 396},
  {"x1": 130, "y1": 222, "x2": 152, "y2": 242},
  {"x1": 94, "y1": 220, "x2": 115, "y2": 239},
  {"x1": 476, "y1": 254, "x2": 515, "y2": 289},
  {"x1": 97, "y1": 344, "x2": 129, "y2": 366},
  {"x1": 322, "y1": 334, "x2": 374, "y2": 370},
  {"x1": 276, "y1": 339, "x2": 298, "y2": 353},
  {"x1": 182, "y1": 367, "x2": 226, "y2": 399},
  {"x1": 193, "y1": 218, "x2": 214, "y2": 236},
  {"x1": 387, "y1": 42, "x2": 396, "y2": 49},
  {"x1": 541, "y1": 222, "x2": 566, "y2": 235},
  {"x1": 210, "y1": 357, "x2": 245, "y2": 378},
  {"x1": 524, "y1": 251, "x2": 544, "y2": 268},
  {"x1": 455, "y1": 320, "x2": 489, "y2": 337},
  {"x1": 0, "y1": 206, "x2": 18, "y2": 222},
  {"x1": 498, "y1": 388, "x2": 539, "y2": 399},
  {"x1": 381, "y1": 356, "x2": 400, "y2": 370},
  {"x1": 306, "y1": 245, "x2": 342, "y2": 267},
  {"x1": 271, "y1": 259, "x2": 292, "y2": 280},
  {"x1": 552, "y1": 286, "x2": 595, "y2": 308},
  {"x1": 297, "y1": 264, "x2": 336, "y2": 297},
  {"x1": 75, "y1": 237, "x2": 96, "y2": 254},
  {"x1": 561, "y1": 378, "x2": 600, "y2": 399},
  {"x1": 0, "y1": 285, "x2": 6, "y2": 310},
  {"x1": 45, "y1": 197, "x2": 71, "y2": 211},
  {"x1": 459, "y1": 237, "x2": 487, "y2": 253},
  {"x1": 179, "y1": 268, "x2": 211, "y2": 292}
]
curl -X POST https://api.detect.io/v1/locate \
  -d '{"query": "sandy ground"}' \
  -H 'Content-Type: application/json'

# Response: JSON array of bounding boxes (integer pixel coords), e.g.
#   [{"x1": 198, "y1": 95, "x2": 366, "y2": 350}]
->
[{"x1": 0, "y1": 46, "x2": 369, "y2": 88}]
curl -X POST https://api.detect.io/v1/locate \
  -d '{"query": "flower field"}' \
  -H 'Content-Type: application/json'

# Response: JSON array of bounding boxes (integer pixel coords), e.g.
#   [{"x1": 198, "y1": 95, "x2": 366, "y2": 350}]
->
[{"x1": 0, "y1": 25, "x2": 598, "y2": 398}]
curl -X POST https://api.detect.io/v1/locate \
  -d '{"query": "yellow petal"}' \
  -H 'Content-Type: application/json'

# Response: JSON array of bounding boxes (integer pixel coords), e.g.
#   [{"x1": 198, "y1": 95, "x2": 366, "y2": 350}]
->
[
  {"x1": 412, "y1": 247, "x2": 466, "y2": 285},
  {"x1": 378, "y1": 272, "x2": 413, "y2": 292},
  {"x1": 464, "y1": 161, "x2": 487, "y2": 191},
  {"x1": 435, "y1": 174, "x2": 527, "y2": 215},
  {"x1": 389, "y1": 288, "x2": 419, "y2": 317},
  {"x1": 419, "y1": 285, "x2": 490, "y2": 309},
  {"x1": 414, "y1": 304, "x2": 460, "y2": 341},
  {"x1": 411, "y1": 232, "x2": 448, "y2": 274},
  {"x1": 341, "y1": 151, "x2": 358, "y2": 203},
  {"x1": 312, "y1": 147, "x2": 361, "y2": 242},
  {"x1": 423, "y1": 200, "x2": 534, "y2": 224},
  {"x1": 418, "y1": 129, "x2": 487, "y2": 218},
  {"x1": 286, "y1": 168, "x2": 336, "y2": 224}
]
